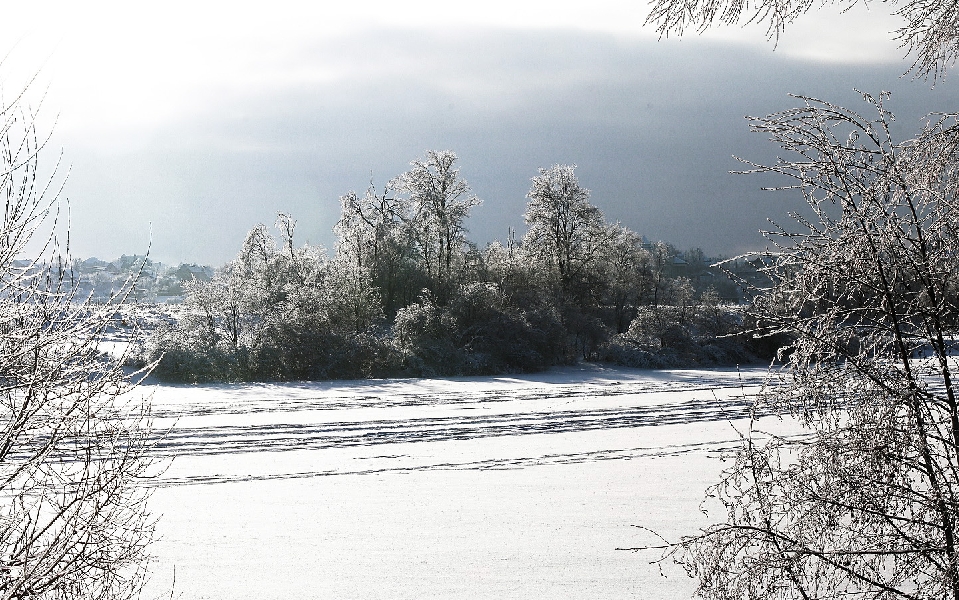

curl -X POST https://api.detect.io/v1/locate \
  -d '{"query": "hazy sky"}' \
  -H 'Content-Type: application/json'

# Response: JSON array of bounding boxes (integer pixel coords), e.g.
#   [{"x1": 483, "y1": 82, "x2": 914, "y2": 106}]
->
[{"x1": 6, "y1": 0, "x2": 958, "y2": 264}]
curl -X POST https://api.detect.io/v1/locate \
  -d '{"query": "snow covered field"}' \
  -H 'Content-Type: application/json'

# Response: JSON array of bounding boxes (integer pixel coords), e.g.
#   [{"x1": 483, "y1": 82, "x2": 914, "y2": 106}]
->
[{"x1": 140, "y1": 365, "x2": 783, "y2": 600}]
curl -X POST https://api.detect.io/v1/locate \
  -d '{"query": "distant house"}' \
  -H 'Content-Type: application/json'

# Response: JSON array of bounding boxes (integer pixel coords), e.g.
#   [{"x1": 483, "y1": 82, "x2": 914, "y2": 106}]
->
[
  {"x1": 80, "y1": 257, "x2": 108, "y2": 270},
  {"x1": 174, "y1": 264, "x2": 213, "y2": 283},
  {"x1": 116, "y1": 254, "x2": 151, "y2": 270}
]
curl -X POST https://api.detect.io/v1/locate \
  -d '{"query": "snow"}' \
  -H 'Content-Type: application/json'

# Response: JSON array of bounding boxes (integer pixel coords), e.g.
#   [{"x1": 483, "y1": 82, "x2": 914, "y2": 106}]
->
[{"x1": 139, "y1": 364, "x2": 789, "y2": 599}]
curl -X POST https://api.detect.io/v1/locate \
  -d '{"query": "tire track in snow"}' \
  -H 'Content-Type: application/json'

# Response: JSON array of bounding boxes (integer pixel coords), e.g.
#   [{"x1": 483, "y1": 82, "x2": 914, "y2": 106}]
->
[
  {"x1": 149, "y1": 394, "x2": 757, "y2": 458},
  {"x1": 147, "y1": 370, "x2": 768, "y2": 419},
  {"x1": 151, "y1": 438, "x2": 755, "y2": 486}
]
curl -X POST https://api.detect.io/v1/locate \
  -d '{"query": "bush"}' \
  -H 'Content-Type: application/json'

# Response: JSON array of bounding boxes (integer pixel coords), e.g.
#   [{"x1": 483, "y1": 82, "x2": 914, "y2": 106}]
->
[
  {"x1": 603, "y1": 302, "x2": 759, "y2": 368},
  {"x1": 448, "y1": 283, "x2": 569, "y2": 373},
  {"x1": 387, "y1": 285, "x2": 569, "y2": 376}
]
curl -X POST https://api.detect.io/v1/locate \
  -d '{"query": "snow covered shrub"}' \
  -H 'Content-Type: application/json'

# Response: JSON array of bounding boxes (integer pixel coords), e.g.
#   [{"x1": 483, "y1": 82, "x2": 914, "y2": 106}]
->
[
  {"x1": 146, "y1": 216, "x2": 350, "y2": 382},
  {"x1": 388, "y1": 284, "x2": 569, "y2": 376},
  {"x1": 143, "y1": 322, "x2": 239, "y2": 382},
  {"x1": 607, "y1": 297, "x2": 756, "y2": 367},
  {"x1": 561, "y1": 307, "x2": 611, "y2": 361},
  {"x1": 391, "y1": 291, "x2": 465, "y2": 376},
  {"x1": 598, "y1": 335, "x2": 672, "y2": 368},
  {"x1": 447, "y1": 282, "x2": 569, "y2": 373}
]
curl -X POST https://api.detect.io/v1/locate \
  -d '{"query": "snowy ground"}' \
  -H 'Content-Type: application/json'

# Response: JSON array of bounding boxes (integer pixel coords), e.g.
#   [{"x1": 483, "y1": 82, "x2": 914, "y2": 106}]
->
[{"x1": 139, "y1": 364, "x2": 788, "y2": 600}]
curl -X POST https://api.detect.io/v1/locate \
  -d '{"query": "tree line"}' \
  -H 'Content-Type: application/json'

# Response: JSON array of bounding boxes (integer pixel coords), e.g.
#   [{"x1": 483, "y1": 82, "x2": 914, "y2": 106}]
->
[{"x1": 142, "y1": 151, "x2": 771, "y2": 382}]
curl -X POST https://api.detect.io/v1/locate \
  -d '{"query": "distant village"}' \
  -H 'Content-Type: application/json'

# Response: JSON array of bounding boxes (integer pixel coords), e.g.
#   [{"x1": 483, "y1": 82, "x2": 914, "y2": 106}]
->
[{"x1": 69, "y1": 255, "x2": 215, "y2": 303}]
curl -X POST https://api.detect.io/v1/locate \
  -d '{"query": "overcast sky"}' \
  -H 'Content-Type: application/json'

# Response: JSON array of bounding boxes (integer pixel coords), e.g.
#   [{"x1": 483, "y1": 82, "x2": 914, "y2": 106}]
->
[{"x1": 6, "y1": 0, "x2": 958, "y2": 265}]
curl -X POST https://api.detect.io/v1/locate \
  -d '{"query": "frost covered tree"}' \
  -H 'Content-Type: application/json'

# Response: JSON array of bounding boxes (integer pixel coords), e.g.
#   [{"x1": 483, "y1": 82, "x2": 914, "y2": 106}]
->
[
  {"x1": 645, "y1": 0, "x2": 959, "y2": 78},
  {"x1": 323, "y1": 256, "x2": 382, "y2": 335},
  {"x1": 0, "y1": 92, "x2": 156, "y2": 596},
  {"x1": 389, "y1": 150, "x2": 481, "y2": 302},
  {"x1": 523, "y1": 164, "x2": 610, "y2": 306},
  {"x1": 153, "y1": 151, "x2": 755, "y2": 381},
  {"x1": 596, "y1": 224, "x2": 650, "y2": 333},
  {"x1": 335, "y1": 185, "x2": 396, "y2": 275},
  {"x1": 188, "y1": 222, "x2": 296, "y2": 359},
  {"x1": 335, "y1": 184, "x2": 423, "y2": 317},
  {"x1": 631, "y1": 0, "x2": 959, "y2": 593},
  {"x1": 666, "y1": 93, "x2": 959, "y2": 599},
  {"x1": 151, "y1": 215, "x2": 331, "y2": 380}
]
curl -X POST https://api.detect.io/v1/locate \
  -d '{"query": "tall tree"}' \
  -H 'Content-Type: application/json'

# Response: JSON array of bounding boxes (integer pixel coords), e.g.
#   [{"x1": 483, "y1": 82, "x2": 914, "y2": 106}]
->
[
  {"x1": 389, "y1": 150, "x2": 481, "y2": 301},
  {"x1": 601, "y1": 225, "x2": 651, "y2": 332},
  {"x1": 335, "y1": 184, "x2": 421, "y2": 317},
  {"x1": 523, "y1": 164, "x2": 609, "y2": 304}
]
